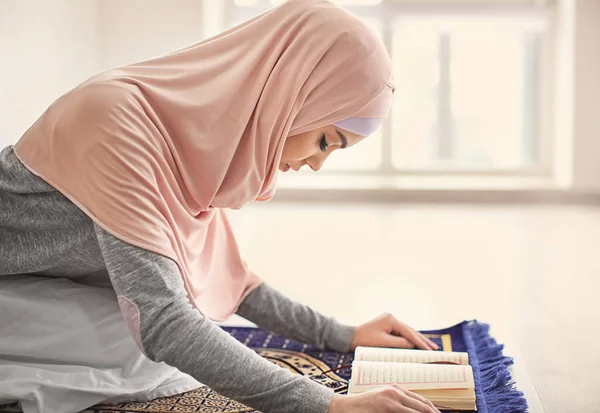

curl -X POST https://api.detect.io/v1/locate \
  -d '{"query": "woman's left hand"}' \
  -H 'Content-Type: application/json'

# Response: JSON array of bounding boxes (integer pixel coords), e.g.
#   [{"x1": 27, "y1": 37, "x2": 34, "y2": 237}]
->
[{"x1": 351, "y1": 313, "x2": 439, "y2": 351}]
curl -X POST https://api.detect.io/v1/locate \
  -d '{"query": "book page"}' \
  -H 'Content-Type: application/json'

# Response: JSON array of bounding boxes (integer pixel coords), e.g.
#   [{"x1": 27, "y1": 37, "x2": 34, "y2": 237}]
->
[
  {"x1": 350, "y1": 360, "x2": 474, "y2": 391},
  {"x1": 355, "y1": 346, "x2": 468, "y2": 365}
]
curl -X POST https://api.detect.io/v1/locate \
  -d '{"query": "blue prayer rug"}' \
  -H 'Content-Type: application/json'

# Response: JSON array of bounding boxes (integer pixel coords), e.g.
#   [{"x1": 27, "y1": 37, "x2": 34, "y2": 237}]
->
[{"x1": 85, "y1": 320, "x2": 527, "y2": 413}]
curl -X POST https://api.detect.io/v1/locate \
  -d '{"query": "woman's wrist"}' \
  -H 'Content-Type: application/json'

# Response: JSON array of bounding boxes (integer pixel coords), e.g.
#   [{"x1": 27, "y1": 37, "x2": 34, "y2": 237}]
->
[{"x1": 326, "y1": 394, "x2": 348, "y2": 413}]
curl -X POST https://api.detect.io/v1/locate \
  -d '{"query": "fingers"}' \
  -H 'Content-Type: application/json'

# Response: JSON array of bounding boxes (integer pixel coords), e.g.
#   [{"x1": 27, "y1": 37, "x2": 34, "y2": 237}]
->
[
  {"x1": 401, "y1": 387, "x2": 442, "y2": 412},
  {"x1": 387, "y1": 386, "x2": 441, "y2": 413},
  {"x1": 382, "y1": 335, "x2": 415, "y2": 349},
  {"x1": 396, "y1": 408, "x2": 428, "y2": 413},
  {"x1": 389, "y1": 317, "x2": 438, "y2": 350},
  {"x1": 424, "y1": 336, "x2": 439, "y2": 350},
  {"x1": 413, "y1": 332, "x2": 439, "y2": 350},
  {"x1": 392, "y1": 321, "x2": 431, "y2": 350}
]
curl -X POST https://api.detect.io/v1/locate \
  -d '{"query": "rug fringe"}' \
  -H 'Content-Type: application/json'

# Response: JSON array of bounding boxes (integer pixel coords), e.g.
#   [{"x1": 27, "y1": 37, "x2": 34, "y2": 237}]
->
[{"x1": 464, "y1": 321, "x2": 529, "y2": 413}]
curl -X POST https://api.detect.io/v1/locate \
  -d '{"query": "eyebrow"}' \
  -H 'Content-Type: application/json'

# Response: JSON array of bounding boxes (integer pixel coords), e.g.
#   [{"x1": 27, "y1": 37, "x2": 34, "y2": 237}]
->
[{"x1": 335, "y1": 128, "x2": 348, "y2": 149}]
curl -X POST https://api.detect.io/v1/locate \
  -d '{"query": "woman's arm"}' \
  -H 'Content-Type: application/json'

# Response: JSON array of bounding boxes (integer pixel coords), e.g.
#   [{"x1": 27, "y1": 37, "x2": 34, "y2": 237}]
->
[
  {"x1": 94, "y1": 224, "x2": 333, "y2": 413},
  {"x1": 236, "y1": 283, "x2": 355, "y2": 352},
  {"x1": 237, "y1": 283, "x2": 439, "y2": 353}
]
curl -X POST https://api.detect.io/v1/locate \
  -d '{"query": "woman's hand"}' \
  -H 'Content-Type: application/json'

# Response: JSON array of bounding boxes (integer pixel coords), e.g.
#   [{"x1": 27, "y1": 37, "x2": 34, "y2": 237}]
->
[
  {"x1": 327, "y1": 387, "x2": 441, "y2": 413},
  {"x1": 351, "y1": 313, "x2": 439, "y2": 351}
]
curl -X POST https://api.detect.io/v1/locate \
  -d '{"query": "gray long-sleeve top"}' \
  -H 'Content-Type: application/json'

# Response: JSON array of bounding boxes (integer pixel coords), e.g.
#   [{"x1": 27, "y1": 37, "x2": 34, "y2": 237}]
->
[{"x1": 0, "y1": 146, "x2": 355, "y2": 413}]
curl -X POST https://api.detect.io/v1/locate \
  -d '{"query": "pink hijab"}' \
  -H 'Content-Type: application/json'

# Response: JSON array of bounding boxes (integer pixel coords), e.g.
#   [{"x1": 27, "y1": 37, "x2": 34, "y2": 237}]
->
[{"x1": 14, "y1": 0, "x2": 394, "y2": 320}]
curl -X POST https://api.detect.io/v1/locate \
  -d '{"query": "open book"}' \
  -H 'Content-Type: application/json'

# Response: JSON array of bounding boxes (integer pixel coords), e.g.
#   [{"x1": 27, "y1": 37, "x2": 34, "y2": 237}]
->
[{"x1": 348, "y1": 346, "x2": 477, "y2": 411}]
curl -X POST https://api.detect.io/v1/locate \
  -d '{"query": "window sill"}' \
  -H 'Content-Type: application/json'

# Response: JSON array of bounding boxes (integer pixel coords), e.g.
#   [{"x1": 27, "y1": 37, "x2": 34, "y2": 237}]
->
[
  {"x1": 272, "y1": 173, "x2": 600, "y2": 204},
  {"x1": 276, "y1": 172, "x2": 561, "y2": 190}
]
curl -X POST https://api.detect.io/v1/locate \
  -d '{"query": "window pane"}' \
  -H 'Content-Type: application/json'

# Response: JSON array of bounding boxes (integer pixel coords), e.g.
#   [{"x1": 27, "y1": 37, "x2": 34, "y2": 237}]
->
[
  {"x1": 451, "y1": 28, "x2": 528, "y2": 168},
  {"x1": 392, "y1": 26, "x2": 439, "y2": 168},
  {"x1": 392, "y1": 20, "x2": 539, "y2": 170}
]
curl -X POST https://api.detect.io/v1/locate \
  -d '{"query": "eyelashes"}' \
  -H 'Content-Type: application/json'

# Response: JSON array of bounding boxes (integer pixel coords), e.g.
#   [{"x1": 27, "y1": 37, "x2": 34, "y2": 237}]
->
[{"x1": 319, "y1": 134, "x2": 329, "y2": 152}]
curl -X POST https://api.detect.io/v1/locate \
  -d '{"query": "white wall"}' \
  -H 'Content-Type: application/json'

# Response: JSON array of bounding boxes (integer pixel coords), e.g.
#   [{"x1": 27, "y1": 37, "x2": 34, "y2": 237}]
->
[
  {"x1": 551, "y1": 0, "x2": 574, "y2": 188},
  {"x1": 98, "y1": 0, "x2": 204, "y2": 70},
  {"x1": 0, "y1": 0, "x2": 204, "y2": 149},
  {"x1": 0, "y1": 0, "x2": 100, "y2": 147},
  {"x1": 552, "y1": 0, "x2": 600, "y2": 191},
  {"x1": 571, "y1": 0, "x2": 600, "y2": 190}
]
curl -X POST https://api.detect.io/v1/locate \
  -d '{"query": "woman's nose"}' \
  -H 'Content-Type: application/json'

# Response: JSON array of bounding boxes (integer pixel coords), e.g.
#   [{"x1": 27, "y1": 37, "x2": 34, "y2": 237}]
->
[{"x1": 308, "y1": 157, "x2": 324, "y2": 172}]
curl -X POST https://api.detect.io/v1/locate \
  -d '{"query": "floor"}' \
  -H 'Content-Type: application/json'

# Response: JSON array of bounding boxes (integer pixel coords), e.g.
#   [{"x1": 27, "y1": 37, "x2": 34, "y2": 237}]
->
[{"x1": 221, "y1": 202, "x2": 600, "y2": 413}]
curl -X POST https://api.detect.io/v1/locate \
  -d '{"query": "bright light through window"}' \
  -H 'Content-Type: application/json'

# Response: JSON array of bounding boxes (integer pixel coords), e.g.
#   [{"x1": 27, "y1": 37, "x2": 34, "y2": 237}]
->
[
  {"x1": 451, "y1": 29, "x2": 527, "y2": 168},
  {"x1": 392, "y1": 28, "x2": 439, "y2": 169},
  {"x1": 393, "y1": 20, "x2": 540, "y2": 169}
]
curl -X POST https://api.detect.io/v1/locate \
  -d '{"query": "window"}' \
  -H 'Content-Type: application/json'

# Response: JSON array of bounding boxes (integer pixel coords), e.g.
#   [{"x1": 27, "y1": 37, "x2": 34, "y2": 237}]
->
[
  {"x1": 225, "y1": 0, "x2": 551, "y2": 177},
  {"x1": 392, "y1": 18, "x2": 543, "y2": 170}
]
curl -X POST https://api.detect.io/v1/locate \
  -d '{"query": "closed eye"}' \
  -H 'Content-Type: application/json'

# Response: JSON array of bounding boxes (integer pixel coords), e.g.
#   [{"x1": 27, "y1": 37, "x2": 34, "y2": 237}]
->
[{"x1": 319, "y1": 134, "x2": 329, "y2": 152}]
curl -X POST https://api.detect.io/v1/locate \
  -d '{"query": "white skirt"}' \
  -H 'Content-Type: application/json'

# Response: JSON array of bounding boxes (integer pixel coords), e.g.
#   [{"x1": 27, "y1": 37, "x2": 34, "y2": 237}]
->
[{"x1": 0, "y1": 275, "x2": 201, "y2": 413}]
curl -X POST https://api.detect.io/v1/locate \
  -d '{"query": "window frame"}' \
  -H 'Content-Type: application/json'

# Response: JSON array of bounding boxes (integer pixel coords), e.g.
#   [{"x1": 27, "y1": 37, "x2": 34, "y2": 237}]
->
[{"x1": 223, "y1": 0, "x2": 556, "y2": 182}]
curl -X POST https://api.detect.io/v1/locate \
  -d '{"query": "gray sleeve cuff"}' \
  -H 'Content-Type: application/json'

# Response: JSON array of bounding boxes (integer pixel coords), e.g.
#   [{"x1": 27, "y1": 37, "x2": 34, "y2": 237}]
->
[
  {"x1": 322, "y1": 318, "x2": 356, "y2": 353},
  {"x1": 297, "y1": 380, "x2": 335, "y2": 413}
]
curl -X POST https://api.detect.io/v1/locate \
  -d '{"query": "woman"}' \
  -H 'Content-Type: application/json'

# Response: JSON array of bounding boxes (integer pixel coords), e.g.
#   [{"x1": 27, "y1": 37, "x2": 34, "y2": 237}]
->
[{"x1": 0, "y1": 1, "x2": 440, "y2": 412}]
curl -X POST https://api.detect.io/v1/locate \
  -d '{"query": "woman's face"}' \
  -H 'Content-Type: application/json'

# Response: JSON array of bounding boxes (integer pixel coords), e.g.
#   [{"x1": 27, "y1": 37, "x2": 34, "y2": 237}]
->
[{"x1": 279, "y1": 125, "x2": 364, "y2": 172}]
